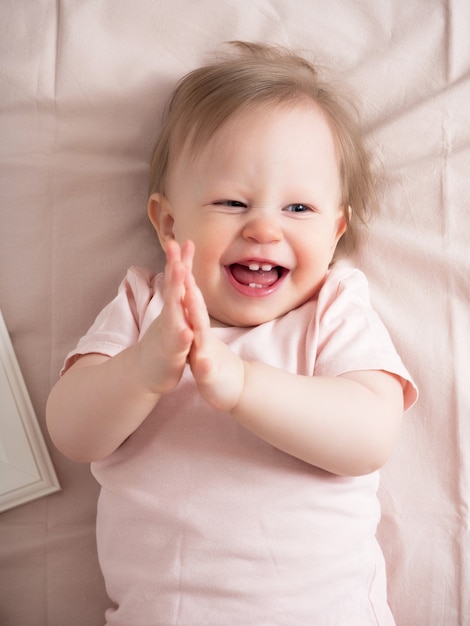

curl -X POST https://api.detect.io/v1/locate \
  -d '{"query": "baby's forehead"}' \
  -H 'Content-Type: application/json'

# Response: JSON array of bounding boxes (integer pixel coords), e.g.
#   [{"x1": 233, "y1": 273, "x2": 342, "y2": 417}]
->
[
  {"x1": 175, "y1": 98, "x2": 333, "y2": 163},
  {"x1": 165, "y1": 100, "x2": 341, "y2": 195}
]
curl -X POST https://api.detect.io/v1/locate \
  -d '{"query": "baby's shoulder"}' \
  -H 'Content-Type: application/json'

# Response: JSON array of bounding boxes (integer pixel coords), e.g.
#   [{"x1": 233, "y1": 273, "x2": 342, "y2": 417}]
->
[
  {"x1": 321, "y1": 263, "x2": 370, "y2": 300},
  {"x1": 123, "y1": 266, "x2": 164, "y2": 297},
  {"x1": 115, "y1": 267, "x2": 165, "y2": 328}
]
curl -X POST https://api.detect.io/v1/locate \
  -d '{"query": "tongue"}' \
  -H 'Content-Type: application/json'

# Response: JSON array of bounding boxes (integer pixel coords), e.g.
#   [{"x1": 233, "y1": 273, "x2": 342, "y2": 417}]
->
[{"x1": 230, "y1": 263, "x2": 279, "y2": 287}]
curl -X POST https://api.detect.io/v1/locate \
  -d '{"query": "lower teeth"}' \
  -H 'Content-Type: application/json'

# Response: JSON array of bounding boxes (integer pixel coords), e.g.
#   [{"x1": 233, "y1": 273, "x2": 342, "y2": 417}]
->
[{"x1": 249, "y1": 283, "x2": 263, "y2": 289}]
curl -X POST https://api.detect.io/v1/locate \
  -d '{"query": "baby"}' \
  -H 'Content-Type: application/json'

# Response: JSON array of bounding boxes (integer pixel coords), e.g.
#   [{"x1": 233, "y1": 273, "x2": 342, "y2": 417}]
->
[{"x1": 47, "y1": 41, "x2": 417, "y2": 625}]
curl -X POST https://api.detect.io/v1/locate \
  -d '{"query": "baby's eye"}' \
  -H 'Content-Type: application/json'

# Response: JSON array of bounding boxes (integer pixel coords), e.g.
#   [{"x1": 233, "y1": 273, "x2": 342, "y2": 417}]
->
[
  {"x1": 214, "y1": 200, "x2": 247, "y2": 208},
  {"x1": 284, "y1": 203, "x2": 313, "y2": 213}
]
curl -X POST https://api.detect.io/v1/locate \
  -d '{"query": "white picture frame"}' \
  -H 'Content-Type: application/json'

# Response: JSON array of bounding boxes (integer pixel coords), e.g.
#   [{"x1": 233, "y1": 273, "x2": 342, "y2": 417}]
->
[{"x1": 0, "y1": 310, "x2": 60, "y2": 512}]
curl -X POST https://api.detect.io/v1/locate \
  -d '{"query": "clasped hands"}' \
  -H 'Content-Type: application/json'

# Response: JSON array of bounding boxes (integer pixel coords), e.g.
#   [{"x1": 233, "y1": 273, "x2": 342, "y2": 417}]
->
[{"x1": 137, "y1": 239, "x2": 246, "y2": 412}]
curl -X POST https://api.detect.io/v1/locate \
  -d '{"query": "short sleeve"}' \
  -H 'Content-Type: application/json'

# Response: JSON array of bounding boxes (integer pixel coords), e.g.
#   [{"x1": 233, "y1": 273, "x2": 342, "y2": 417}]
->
[
  {"x1": 60, "y1": 266, "x2": 159, "y2": 375},
  {"x1": 314, "y1": 267, "x2": 418, "y2": 411}
]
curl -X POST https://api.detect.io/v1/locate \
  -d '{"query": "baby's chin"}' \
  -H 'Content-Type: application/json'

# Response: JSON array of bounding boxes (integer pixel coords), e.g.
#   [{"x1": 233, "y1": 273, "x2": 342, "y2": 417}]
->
[{"x1": 208, "y1": 304, "x2": 300, "y2": 329}]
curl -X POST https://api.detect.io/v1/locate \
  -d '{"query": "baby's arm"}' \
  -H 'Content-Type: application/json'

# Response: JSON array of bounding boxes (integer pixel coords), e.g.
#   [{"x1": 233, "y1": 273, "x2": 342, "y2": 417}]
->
[
  {"x1": 232, "y1": 365, "x2": 403, "y2": 476},
  {"x1": 185, "y1": 271, "x2": 404, "y2": 477},
  {"x1": 46, "y1": 240, "x2": 195, "y2": 462}
]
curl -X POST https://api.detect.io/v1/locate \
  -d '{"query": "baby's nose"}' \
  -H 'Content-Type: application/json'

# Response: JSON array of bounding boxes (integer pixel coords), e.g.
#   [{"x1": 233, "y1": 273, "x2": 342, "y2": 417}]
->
[{"x1": 242, "y1": 213, "x2": 283, "y2": 244}]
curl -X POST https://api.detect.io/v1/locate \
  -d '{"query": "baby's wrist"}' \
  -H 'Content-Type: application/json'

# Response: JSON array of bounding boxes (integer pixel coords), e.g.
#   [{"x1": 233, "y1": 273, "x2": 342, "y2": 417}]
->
[
  {"x1": 229, "y1": 359, "x2": 250, "y2": 417},
  {"x1": 133, "y1": 342, "x2": 168, "y2": 397}
]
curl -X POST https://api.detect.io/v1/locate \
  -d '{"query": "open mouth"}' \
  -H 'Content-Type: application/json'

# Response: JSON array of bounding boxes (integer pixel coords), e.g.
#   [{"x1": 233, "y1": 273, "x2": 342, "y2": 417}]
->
[{"x1": 226, "y1": 262, "x2": 288, "y2": 294}]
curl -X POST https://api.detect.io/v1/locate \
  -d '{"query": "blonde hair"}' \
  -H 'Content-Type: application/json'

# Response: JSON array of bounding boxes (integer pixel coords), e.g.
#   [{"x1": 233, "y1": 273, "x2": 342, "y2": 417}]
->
[{"x1": 149, "y1": 41, "x2": 378, "y2": 255}]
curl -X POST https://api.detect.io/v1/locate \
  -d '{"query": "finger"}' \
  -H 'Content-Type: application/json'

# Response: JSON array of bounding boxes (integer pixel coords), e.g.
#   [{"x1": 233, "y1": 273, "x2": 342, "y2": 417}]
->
[
  {"x1": 180, "y1": 240, "x2": 195, "y2": 273},
  {"x1": 164, "y1": 263, "x2": 185, "y2": 309},
  {"x1": 162, "y1": 247, "x2": 191, "y2": 336},
  {"x1": 189, "y1": 349, "x2": 216, "y2": 385},
  {"x1": 164, "y1": 238, "x2": 181, "y2": 264},
  {"x1": 184, "y1": 275, "x2": 210, "y2": 336}
]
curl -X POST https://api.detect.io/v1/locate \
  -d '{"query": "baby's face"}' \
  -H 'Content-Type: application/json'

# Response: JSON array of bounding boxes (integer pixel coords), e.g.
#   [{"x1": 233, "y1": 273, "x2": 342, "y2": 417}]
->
[{"x1": 153, "y1": 102, "x2": 346, "y2": 327}]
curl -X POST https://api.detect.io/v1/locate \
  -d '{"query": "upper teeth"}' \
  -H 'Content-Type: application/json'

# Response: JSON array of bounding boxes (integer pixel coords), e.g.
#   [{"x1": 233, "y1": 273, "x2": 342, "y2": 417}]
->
[{"x1": 248, "y1": 263, "x2": 273, "y2": 271}]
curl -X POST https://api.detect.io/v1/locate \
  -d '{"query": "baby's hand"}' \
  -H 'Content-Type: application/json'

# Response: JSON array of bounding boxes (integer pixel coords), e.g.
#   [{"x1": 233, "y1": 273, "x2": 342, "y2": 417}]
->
[
  {"x1": 184, "y1": 273, "x2": 245, "y2": 412},
  {"x1": 137, "y1": 240, "x2": 195, "y2": 395}
]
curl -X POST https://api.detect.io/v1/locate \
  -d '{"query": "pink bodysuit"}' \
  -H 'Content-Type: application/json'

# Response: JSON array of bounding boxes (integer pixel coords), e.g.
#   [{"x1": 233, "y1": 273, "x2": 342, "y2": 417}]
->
[{"x1": 63, "y1": 264, "x2": 417, "y2": 626}]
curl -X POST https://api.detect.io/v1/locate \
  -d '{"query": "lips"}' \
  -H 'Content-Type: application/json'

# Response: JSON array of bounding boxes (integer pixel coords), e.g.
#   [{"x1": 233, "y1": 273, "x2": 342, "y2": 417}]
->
[{"x1": 226, "y1": 261, "x2": 288, "y2": 295}]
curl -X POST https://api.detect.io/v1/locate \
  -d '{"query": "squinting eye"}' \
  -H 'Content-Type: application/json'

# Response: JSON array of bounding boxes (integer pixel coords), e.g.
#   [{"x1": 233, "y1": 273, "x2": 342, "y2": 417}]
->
[
  {"x1": 214, "y1": 200, "x2": 247, "y2": 208},
  {"x1": 284, "y1": 203, "x2": 312, "y2": 213}
]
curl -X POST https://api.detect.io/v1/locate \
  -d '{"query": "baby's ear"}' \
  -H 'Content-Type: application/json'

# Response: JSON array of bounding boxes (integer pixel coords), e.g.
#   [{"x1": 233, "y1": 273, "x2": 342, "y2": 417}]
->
[{"x1": 148, "y1": 193, "x2": 175, "y2": 246}]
